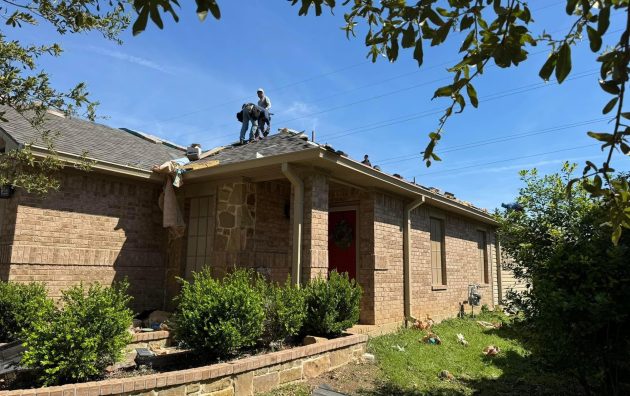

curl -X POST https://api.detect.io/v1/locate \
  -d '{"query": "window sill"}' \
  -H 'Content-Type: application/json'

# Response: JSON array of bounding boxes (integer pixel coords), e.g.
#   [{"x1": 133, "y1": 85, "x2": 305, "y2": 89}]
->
[
  {"x1": 431, "y1": 285, "x2": 448, "y2": 291},
  {"x1": 478, "y1": 283, "x2": 491, "y2": 288}
]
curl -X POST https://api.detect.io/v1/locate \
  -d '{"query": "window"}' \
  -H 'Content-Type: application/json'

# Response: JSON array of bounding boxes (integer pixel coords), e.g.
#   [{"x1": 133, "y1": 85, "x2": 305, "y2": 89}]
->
[
  {"x1": 430, "y1": 217, "x2": 446, "y2": 285},
  {"x1": 477, "y1": 230, "x2": 489, "y2": 284},
  {"x1": 185, "y1": 196, "x2": 215, "y2": 279}
]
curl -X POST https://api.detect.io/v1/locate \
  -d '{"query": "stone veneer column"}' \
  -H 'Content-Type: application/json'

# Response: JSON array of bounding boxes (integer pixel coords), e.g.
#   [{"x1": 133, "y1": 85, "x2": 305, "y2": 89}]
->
[
  {"x1": 302, "y1": 173, "x2": 329, "y2": 282},
  {"x1": 214, "y1": 180, "x2": 256, "y2": 272}
]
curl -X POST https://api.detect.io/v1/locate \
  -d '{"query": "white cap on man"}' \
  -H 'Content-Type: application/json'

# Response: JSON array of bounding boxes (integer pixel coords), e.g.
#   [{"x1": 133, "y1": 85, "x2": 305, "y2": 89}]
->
[{"x1": 257, "y1": 88, "x2": 264, "y2": 93}]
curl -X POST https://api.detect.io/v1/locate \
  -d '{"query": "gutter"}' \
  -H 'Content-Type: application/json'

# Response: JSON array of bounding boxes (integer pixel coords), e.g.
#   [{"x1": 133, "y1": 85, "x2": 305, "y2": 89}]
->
[
  {"x1": 404, "y1": 196, "x2": 426, "y2": 326},
  {"x1": 281, "y1": 163, "x2": 303, "y2": 287}
]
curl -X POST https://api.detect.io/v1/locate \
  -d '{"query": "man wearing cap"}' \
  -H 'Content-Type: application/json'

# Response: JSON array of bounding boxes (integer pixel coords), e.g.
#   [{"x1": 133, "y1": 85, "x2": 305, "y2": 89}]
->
[
  {"x1": 257, "y1": 88, "x2": 271, "y2": 110},
  {"x1": 256, "y1": 89, "x2": 272, "y2": 138}
]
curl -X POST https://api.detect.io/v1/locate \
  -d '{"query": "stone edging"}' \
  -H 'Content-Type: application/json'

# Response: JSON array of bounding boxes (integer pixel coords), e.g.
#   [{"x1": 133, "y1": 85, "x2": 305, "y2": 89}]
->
[{"x1": 1, "y1": 333, "x2": 368, "y2": 396}]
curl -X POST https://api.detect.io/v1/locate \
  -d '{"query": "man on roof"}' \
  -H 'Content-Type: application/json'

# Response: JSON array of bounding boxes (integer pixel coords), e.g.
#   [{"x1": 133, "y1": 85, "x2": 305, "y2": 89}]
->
[{"x1": 256, "y1": 88, "x2": 272, "y2": 138}]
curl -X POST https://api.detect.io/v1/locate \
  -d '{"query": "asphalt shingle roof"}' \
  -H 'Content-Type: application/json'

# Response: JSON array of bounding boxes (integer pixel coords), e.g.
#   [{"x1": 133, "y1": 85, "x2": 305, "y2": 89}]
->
[
  {"x1": 0, "y1": 107, "x2": 185, "y2": 171},
  {"x1": 193, "y1": 130, "x2": 319, "y2": 166}
]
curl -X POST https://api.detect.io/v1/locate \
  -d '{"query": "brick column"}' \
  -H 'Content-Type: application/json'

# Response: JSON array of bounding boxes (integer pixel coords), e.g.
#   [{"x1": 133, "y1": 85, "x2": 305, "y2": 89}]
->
[{"x1": 302, "y1": 173, "x2": 329, "y2": 282}]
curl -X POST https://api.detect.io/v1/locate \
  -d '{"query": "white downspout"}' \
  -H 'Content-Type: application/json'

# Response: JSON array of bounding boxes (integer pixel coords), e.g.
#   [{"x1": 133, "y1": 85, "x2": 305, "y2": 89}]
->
[
  {"x1": 281, "y1": 163, "x2": 303, "y2": 287},
  {"x1": 404, "y1": 196, "x2": 426, "y2": 326}
]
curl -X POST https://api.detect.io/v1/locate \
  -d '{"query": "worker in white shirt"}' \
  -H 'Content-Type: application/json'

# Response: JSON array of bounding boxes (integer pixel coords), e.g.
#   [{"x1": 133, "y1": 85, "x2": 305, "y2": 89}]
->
[{"x1": 256, "y1": 88, "x2": 272, "y2": 138}]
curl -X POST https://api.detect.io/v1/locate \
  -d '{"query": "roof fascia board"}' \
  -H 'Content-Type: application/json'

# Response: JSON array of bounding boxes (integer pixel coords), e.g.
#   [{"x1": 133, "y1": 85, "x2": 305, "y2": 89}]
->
[
  {"x1": 183, "y1": 148, "x2": 322, "y2": 181},
  {"x1": 29, "y1": 145, "x2": 162, "y2": 183},
  {"x1": 319, "y1": 150, "x2": 497, "y2": 225}
]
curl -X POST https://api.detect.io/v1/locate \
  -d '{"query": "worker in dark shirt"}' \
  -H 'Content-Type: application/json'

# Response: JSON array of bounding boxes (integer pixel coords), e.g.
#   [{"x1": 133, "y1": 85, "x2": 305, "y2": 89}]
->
[{"x1": 361, "y1": 155, "x2": 372, "y2": 166}]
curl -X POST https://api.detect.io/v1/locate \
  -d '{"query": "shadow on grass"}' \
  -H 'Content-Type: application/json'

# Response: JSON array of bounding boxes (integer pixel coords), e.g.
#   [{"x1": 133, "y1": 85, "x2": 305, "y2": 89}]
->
[{"x1": 361, "y1": 322, "x2": 586, "y2": 396}]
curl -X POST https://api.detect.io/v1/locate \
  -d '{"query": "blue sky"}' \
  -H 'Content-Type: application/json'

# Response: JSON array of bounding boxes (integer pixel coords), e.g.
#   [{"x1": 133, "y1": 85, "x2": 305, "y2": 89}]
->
[{"x1": 12, "y1": 1, "x2": 630, "y2": 210}]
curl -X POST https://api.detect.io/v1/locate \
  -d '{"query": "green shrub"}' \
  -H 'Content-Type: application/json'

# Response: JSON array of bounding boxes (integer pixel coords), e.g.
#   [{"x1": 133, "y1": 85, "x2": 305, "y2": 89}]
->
[
  {"x1": 498, "y1": 165, "x2": 630, "y2": 394},
  {"x1": 21, "y1": 282, "x2": 133, "y2": 386},
  {"x1": 0, "y1": 281, "x2": 54, "y2": 342},
  {"x1": 302, "y1": 271, "x2": 362, "y2": 337},
  {"x1": 173, "y1": 269, "x2": 265, "y2": 357},
  {"x1": 260, "y1": 278, "x2": 306, "y2": 346}
]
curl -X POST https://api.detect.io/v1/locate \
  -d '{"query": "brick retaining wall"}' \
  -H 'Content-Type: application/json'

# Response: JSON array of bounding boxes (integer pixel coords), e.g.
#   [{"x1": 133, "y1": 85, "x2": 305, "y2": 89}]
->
[{"x1": 0, "y1": 333, "x2": 368, "y2": 396}]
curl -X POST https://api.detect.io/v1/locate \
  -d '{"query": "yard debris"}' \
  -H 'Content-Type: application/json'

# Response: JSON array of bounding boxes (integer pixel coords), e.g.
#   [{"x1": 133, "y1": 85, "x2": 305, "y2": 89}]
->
[
  {"x1": 456, "y1": 333, "x2": 469, "y2": 346},
  {"x1": 438, "y1": 370, "x2": 455, "y2": 381},
  {"x1": 476, "y1": 320, "x2": 502, "y2": 329},
  {"x1": 421, "y1": 333, "x2": 442, "y2": 345},
  {"x1": 362, "y1": 353, "x2": 376, "y2": 362},
  {"x1": 392, "y1": 344, "x2": 405, "y2": 352},
  {"x1": 482, "y1": 345, "x2": 501, "y2": 356},
  {"x1": 413, "y1": 315, "x2": 434, "y2": 330}
]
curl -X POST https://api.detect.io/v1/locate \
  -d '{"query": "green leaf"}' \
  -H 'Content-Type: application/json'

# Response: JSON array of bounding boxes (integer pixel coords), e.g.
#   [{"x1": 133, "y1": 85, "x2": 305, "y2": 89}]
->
[
  {"x1": 132, "y1": 7, "x2": 149, "y2": 36},
  {"x1": 612, "y1": 225, "x2": 621, "y2": 245},
  {"x1": 413, "y1": 40, "x2": 424, "y2": 66},
  {"x1": 149, "y1": 4, "x2": 164, "y2": 29},
  {"x1": 602, "y1": 97, "x2": 619, "y2": 114},
  {"x1": 587, "y1": 131, "x2": 614, "y2": 143},
  {"x1": 208, "y1": 0, "x2": 221, "y2": 19},
  {"x1": 432, "y1": 85, "x2": 453, "y2": 99},
  {"x1": 402, "y1": 24, "x2": 415, "y2": 49},
  {"x1": 539, "y1": 53, "x2": 557, "y2": 81},
  {"x1": 621, "y1": 142, "x2": 630, "y2": 155},
  {"x1": 466, "y1": 84, "x2": 478, "y2": 108},
  {"x1": 555, "y1": 43, "x2": 572, "y2": 83},
  {"x1": 599, "y1": 80, "x2": 620, "y2": 95},
  {"x1": 598, "y1": 6, "x2": 610, "y2": 34},
  {"x1": 586, "y1": 26, "x2": 602, "y2": 52}
]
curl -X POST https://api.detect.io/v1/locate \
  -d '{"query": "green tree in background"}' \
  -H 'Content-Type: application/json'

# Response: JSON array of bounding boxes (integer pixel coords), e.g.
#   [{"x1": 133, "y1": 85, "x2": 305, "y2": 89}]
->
[
  {"x1": 2, "y1": 0, "x2": 629, "y2": 240},
  {"x1": 0, "y1": 0, "x2": 128, "y2": 193},
  {"x1": 497, "y1": 164, "x2": 630, "y2": 395}
]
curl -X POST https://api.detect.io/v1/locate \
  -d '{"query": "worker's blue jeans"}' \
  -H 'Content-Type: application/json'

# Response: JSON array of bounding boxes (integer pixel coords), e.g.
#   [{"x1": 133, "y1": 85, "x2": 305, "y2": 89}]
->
[{"x1": 240, "y1": 110, "x2": 258, "y2": 142}]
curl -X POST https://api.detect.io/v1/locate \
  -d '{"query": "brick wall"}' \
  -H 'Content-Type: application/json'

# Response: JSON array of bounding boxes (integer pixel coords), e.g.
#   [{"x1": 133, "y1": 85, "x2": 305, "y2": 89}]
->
[
  {"x1": 409, "y1": 206, "x2": 496, "y2": 322},
  {"x1": 371, "y1": 192, "x2": 496, "y2": 325},
  {"x1": 372, "y1": 192, "x2": 405, "y2": 325},
  {"x1": 251, "y1": 180, "x2": 291, "y2": 283},
  {"x1": 2, "y1": 170, "x2": 168, "y2": 312},
  {"x1": 301, "y1": 173, "x2": 329, "y2": 282},
  {"x1": 0, "y1": 195, "x2": 18, "y2": 281}
]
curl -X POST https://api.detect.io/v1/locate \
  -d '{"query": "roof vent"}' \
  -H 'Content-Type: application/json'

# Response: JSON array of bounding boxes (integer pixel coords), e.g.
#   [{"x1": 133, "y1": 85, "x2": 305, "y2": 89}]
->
[{"x1": 186, "y1": 143, "x2": 201, "y2": 161}]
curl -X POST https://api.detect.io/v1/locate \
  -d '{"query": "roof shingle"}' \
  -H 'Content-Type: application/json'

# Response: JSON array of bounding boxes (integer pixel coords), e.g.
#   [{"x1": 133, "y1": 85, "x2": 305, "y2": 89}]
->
[{"x1": 0, "y1": 107, "x2": 185, "y2": 171}]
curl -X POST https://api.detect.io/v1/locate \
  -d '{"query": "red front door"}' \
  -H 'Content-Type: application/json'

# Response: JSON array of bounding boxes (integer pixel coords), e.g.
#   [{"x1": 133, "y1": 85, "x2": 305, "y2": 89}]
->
[{"x1": 328, "y1": 210, "x2": 357, "y2": 280}]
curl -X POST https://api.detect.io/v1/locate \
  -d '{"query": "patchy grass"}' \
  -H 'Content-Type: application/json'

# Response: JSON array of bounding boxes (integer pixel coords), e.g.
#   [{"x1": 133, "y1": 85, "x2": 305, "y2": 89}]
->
[
  {"x1": 261, "y1": 311, "x2": 583, "y2": 396},
  {"x1": 367, "y1": 310, "x2": 582, "y2": 395}
]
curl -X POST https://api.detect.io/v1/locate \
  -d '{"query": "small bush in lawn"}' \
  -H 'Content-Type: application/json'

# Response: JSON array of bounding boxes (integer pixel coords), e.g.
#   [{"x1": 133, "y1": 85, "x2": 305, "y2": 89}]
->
[
  {"x1": 21, "y1": 282, "x2": 133, "y2": 386},
  {"x1": 302, "y1": 271, "x2": 362, "y2": 338},
  {"x1": 173, "y1": 269, "x2": 265, "y2": 357},
  {"x1": 260, "y1": 278, "x2": 306, "y2": 346},
  {"x1": 0, "y1": 281, "x2": 54, "y2": 342}
]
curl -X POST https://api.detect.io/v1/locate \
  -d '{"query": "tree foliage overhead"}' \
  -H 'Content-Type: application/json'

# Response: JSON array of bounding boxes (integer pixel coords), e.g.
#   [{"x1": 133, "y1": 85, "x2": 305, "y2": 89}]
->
[
  {"x1": 0, "y1": 0, "x2": 129, "y2": 193},
  {"x1": 2, "y1": 0, "x2": 629, "y2": 240}
]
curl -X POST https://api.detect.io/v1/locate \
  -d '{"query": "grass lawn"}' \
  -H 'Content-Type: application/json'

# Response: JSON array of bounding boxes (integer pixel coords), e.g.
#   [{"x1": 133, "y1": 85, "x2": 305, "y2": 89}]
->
[
  {"x1": 367, "y1": 310, "x2": 581, "y2": 395},
  {"x1": 263, "y1": 310, "x2": 582, "y2": 395}
]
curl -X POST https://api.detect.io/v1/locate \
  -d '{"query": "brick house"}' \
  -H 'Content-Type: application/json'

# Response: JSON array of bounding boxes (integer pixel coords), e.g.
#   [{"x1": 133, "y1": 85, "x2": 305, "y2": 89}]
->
[{"x1": 0, "y1": 108, "x2": 499, "y2": 325}]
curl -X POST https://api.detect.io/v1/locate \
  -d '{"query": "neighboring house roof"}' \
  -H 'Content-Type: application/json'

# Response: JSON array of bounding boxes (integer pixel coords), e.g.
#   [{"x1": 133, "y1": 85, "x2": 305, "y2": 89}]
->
[{"x1": 0, "y1": 106, "x2": 185, "y2": 172}]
